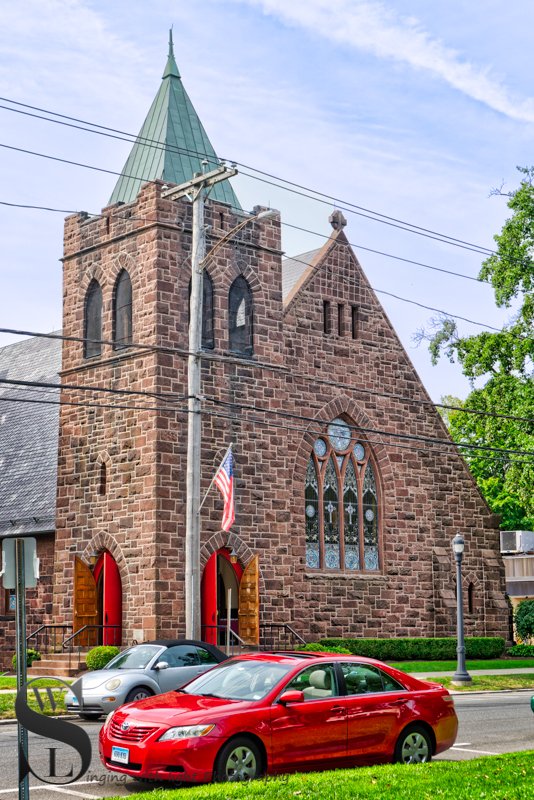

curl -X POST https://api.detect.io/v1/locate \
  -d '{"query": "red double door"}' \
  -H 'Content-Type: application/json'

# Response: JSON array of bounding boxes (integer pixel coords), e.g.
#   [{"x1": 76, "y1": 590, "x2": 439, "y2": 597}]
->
[{"x1": 74, "y1": 551, "x2": 122, "y2": 646}]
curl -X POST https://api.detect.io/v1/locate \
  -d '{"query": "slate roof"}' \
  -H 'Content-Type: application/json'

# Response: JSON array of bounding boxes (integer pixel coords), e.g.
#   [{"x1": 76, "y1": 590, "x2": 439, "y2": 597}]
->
[
  {"x1": 282, "y1": 248, "x2": 322, "y2": 301},
  {"x1": 109, "y1": 32, "x2": 241, "y2": 210},
  {"x1": 0, "y1": 335, "x2": 61, "y2": 537}
]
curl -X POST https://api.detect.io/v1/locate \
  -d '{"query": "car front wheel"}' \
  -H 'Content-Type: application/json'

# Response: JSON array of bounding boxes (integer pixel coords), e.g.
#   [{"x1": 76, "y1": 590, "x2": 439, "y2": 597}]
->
[
  {"x1": 125, "y1": 687, "x2": 153, "y2": 703},
  {"x1": 214, "y1": 737, "x2": 262, "y2": 782},
  {"x1": 394, "y1": 725, "x2": 432, "y2": 764}
]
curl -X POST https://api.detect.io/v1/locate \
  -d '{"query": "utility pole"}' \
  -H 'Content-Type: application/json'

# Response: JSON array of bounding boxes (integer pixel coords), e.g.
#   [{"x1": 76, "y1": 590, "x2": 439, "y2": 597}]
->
[{"x1": 162, "y1": 164, "x2": 237, "y2": 639}]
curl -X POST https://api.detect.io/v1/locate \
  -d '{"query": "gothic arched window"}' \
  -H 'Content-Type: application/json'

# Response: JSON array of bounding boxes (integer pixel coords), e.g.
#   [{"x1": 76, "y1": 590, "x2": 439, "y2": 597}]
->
[
  {"x1": 188, "y1": 271, "x2": 214, "y2": 349},
  {"x1": 229, "y1": 276, "x2": 253, "y2": 356},
  {"x1": 113, "y1": 269, "x2": 132, "y2": 349},
  {"x1": 305, "y1": 417, "x2": 380, "y2": 571},
  {"x1": 84, "y1": 279, "x2": 102, "y2": 359}
]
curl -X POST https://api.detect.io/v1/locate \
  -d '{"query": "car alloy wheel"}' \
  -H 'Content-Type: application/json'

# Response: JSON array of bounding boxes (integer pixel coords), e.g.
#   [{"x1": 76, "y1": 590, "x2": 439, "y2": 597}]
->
[
  {"x1": 215, "y1": 737, "x2": 262, "y2": 782},
  {"x1": 125, "y1": 687, "x2": 152, "y2": 703},
  {"x1": 395, "y1": 726, "x2": 432, "y2": 764}
]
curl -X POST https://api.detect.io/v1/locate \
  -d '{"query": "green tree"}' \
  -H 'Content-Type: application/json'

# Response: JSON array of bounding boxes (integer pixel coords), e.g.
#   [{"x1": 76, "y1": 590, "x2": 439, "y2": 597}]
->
[
  {"x1": 514, "y1": 600, "x2": 534, "y2": 644},
  {"x1": 429, "y1": 167, "x2": 534, "y2": 528}
]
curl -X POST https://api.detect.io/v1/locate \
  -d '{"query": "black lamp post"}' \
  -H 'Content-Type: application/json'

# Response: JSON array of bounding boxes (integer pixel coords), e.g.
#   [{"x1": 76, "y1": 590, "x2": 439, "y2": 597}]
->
[{"x1": 452, "y1": 533, "x2": 472, "y2": 685}]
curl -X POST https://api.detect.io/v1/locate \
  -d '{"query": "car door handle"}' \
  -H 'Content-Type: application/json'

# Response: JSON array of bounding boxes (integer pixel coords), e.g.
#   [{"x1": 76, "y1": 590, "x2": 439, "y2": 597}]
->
[
  {"x1": 330, "y1": 705, "x2": 345, "y2": 715},
  {"x1": 390, "y1": 699, "x2": 407, "y2": 706}
]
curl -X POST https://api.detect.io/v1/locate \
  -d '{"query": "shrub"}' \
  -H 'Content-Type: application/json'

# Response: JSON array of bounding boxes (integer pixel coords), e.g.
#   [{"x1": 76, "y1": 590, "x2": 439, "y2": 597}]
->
[
  {"x1": 507, "y1": 644, "x2": 534, "y2": 657},
  {"x1": 86, "y1": 646, "x2": 120, "y2": 671},
  {"x1": 514, "y1": 600, "x2": 534, "y2": 644},
  {"x1": 12, "y1": 649, "x2": 41, "y2": 670},
  {"x1": 298, "y1": 642, "x2": 352, "y2": 654},
  {"x1": 319, "y1": 637, "x2": 505, "y2": 661}
]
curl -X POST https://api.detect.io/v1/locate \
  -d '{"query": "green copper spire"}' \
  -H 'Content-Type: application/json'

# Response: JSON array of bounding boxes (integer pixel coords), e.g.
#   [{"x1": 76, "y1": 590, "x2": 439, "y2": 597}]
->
[{"x1": 108, "y1": 32, "x2": 241, "y2": 209}]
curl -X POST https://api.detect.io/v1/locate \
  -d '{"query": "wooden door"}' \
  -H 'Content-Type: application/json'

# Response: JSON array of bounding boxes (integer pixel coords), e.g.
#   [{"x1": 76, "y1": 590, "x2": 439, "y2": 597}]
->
[
  {"x1": 74, "y1": 557, "x2": 98, "y2": 646},
  {"x1": 238, "y1": 555, "x2": 260, "y2": 645}
]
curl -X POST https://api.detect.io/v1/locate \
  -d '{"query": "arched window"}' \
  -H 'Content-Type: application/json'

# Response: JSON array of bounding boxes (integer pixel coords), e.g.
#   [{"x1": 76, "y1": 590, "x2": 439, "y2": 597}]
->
[
  {"x1": 188, "y1": 271, "x2": 214, "y2": 349},
  {"x1": 84, "y1": 279, "x2": 102, "y2": 359},
  {"x1": 305, "y1": 417, "x2": 380, "y2": 572},
  {"x1": 228, "y1": 276, "x2": 253, "y2": 355},
  {"x1": 113, "y1": 269, "x2": 132, "y2": 349},
  {"x1": 468, "y1": 582, "x2": 475, "y2": 614}
]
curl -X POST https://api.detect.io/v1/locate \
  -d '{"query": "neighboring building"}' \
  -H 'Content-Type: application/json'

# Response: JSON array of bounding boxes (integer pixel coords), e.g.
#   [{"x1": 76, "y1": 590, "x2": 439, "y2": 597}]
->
[
  {"x1": 48, "y1": 35, "x2": 509, "y2": 651},
  {"x1": 500, "y1": 530, "x2": 534, "y2": 620},
  {"x1": 0, "y1": 335, "x2": 61, "y2": 667}
]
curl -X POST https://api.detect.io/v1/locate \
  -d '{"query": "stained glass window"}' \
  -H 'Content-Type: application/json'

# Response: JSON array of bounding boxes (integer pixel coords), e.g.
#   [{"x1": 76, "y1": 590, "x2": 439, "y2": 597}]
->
[
  {"x1": 305, "y1": 458, "x2": 320, "y2": 568},
  {"x1": 323, "y1": 458, "x2": 340, "y2": 568},
  {"x1": 304, "y1": 417, "x2": 380, "y2": 572},
  {"x1": 363, "y1": 462, "x2": 379, "y2": 570},
  {"x1": 343, "y1": 460, "x2": 360, "y2": 569}
]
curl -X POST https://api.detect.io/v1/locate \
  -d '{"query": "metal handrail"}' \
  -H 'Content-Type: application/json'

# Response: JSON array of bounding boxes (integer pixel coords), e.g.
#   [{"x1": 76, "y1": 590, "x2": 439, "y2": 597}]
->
[
  {"x1": 62, "y1": 625, "x2": 121, "y2": 673},
  {"x1": 260, "y1": 623, "x2": 306, "y2": 651},
  {"x1": 201, "y1": 625, "x2": 248, "y2": 656},
  {"x1": 26, "y1": 624, "x2": 72, "y2": 654}
]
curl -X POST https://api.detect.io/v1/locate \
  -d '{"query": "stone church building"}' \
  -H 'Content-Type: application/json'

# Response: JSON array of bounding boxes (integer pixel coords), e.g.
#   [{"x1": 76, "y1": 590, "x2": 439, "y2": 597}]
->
[{"x1": 0, "y1": 38, "x2": 508, "y2": 665}]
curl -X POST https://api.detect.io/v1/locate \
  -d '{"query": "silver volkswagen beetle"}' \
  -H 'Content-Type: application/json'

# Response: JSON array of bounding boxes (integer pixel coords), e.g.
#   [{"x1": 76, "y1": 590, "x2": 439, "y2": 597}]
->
[{"x1": 65, "y1": 639, "x2": 227, "y2": 720}]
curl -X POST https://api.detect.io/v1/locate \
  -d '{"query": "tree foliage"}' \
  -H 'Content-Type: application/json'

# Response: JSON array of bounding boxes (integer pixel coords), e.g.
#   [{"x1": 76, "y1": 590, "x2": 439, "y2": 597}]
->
[
  {"x1": 429, "y1": 167, "x2": 534, "y2": 529},
  {"x1": 514, "y1": 600, "x2": 534, "y2": 644}
]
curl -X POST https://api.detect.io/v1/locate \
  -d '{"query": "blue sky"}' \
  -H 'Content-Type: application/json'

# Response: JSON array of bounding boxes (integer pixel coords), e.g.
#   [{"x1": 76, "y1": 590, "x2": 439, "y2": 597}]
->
[{"x1": 0, "y1": 0, "x2": 532, "y2": 401}]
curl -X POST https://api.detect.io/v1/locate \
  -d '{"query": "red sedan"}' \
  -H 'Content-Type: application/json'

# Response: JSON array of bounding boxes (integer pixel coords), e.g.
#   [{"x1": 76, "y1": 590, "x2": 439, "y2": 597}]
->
[{"x1": 99, "y1": 652, "x2": 457, "y2": 783}]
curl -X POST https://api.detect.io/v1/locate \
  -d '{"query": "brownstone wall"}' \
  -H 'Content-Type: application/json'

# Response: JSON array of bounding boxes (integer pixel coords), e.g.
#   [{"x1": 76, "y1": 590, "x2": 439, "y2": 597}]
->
[
  {"x1": 0, "y1": 534, "x2": 55, "y2": 671},
  {"x1": 53, "y1": 180, "x2": 508, "y2": 647}
]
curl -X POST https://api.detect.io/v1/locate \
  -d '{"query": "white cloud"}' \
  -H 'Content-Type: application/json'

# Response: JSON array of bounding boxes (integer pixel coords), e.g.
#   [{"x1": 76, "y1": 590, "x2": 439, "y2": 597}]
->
[{"x1": 238, "y1": 0, "x2": 534, "y2": 123}]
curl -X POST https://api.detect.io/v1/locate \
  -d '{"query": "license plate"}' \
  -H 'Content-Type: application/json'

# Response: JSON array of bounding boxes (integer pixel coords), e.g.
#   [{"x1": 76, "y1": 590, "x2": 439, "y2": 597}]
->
[
  {"x1": 69, "y1": 696, "x2": 79, "y2": 706},
  {"x1": 111, "y1": 746, "x2": 129, "y2": 765}
]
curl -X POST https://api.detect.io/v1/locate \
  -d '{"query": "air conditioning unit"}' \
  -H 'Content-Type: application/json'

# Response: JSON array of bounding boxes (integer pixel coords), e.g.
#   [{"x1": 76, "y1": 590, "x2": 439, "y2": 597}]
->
[{"x1": 500, "y1": 530, "x2": 534, "y2": 554}]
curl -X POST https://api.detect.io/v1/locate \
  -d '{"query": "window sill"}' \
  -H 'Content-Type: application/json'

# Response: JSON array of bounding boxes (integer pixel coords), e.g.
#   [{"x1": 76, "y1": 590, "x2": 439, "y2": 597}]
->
[{"x1": 304, "y1": 571, "x2": 386, "y2": 580}]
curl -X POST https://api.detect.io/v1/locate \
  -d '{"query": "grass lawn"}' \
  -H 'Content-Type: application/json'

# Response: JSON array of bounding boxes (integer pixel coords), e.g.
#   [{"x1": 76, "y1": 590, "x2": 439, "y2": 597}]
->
[
  {"x1": 0, "y1": 689, "x2": 66, "y2": 719},
  {"x1": 108, "y1": 752, "x2": 534, "y2": 800},
  {"x1": 390, "y1": 659, "x2": 534, "y2": 672},
  {"x1": 0, "y1": 676, "x2": 72, "y2": 690},
  {"x1": 439, "y1": 674, "x2": 534, "y2": 691}
]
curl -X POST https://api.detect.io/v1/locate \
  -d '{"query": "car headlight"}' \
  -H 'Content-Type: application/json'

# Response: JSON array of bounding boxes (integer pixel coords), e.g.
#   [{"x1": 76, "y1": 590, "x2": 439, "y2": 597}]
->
[
  {"x1": 104, "y1": 678, "x2": 122, "y2": 691},
  {"x1": 159, "y1": 724, "x2": 215, "y2": 742},
  {"x1": 103, "y1": 711, "x2": 115, "y2": 732}
]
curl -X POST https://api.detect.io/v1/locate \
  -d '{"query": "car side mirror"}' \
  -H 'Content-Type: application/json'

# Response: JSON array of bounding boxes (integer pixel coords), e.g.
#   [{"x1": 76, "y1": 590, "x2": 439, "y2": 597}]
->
[
  {"x1": 154, "y1": 661, "x2": 169, "y2": 670},
  {"x1": 278, "y1": 689, "x2": 304, "y2": 705}
]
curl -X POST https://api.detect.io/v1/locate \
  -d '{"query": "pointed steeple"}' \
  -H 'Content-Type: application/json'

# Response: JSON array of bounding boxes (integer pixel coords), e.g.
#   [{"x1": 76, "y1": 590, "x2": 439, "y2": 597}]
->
[{"x1": 108, "y1": 31, "x2": 241, "y2": 209}]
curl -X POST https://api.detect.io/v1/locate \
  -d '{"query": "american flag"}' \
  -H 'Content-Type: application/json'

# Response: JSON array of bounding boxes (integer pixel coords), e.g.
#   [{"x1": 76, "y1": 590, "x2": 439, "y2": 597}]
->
[{"x1": 214, "y1": 447, "x2": 235, "y2": 532}]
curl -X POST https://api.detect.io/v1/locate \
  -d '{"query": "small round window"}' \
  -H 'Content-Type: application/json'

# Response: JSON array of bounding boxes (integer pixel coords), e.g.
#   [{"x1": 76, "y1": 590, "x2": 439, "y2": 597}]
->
[{"x1": 327, "y1": 418, "x2": 351, "y2": 451}]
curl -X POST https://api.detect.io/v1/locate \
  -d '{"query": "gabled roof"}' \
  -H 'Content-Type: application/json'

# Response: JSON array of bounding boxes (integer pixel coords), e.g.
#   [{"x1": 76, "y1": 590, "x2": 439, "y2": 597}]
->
[
  {"x1": 282, "y1": 248, "x2": 322, "y2": 301},
  {"x1": 0, "y1": 335, "x2": 61, "y2": 536},
  {"x1": 109, "y1": 32, "x2": 241, "y2": 210}
]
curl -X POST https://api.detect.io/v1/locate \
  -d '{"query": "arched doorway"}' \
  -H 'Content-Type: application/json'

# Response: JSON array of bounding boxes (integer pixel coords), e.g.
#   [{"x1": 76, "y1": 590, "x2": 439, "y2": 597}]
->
[
  {"x1": 73, "y1": 551, "x2": 122, "y2": 646},
  {"x1": 201, "y1": 549, "x2": 259, "y2": 647}
]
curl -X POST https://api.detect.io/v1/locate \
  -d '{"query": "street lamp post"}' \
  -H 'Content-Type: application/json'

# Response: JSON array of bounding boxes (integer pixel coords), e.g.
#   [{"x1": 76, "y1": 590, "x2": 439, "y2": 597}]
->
[{"x1": 452, "y1": 533, "x2": 472, "y2": 685}]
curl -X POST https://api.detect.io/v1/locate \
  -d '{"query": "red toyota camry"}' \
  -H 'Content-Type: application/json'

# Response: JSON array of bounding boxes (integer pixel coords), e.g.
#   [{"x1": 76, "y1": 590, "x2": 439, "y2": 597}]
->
[{"x1": 99, "y1": 652, "x2": 457, "y2": 783}]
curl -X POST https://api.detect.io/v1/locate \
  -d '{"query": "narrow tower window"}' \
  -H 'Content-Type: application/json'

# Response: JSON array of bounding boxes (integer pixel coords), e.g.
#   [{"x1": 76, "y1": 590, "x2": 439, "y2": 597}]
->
[
  {"x1": 113, "y1": 269, "x2": 133, "y2": 349},
  {"x1": 98, "y1": 462, "x2": 107, "y2": 496},
  {"x1": 351, "y1": 306, "x2": 359, "y2": 339},
  {"x1": 84, "y1": 280, "x2": 103, "y2": 359},
  {"x1": 337, "y1": 304, "x2": 344, "y2": 336},
  {"x1": 323, "y1": 301, "x2": 331, "y2": 334},
  {"x1": 229, "y1": 276, "x2": 253, "y2": 355}
]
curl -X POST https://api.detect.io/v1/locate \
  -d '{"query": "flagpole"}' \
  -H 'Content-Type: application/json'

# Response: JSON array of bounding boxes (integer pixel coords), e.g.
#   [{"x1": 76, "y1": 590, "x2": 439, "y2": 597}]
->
[{"x1": 199, "y1": 443, "x2": 233, "y2": 512}]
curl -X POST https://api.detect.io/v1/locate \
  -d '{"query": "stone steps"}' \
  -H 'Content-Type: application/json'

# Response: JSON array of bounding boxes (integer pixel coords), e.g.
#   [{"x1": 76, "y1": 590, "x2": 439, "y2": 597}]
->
[{"x1": 28, "y1": 652, "x2": 90, "y2": 678}]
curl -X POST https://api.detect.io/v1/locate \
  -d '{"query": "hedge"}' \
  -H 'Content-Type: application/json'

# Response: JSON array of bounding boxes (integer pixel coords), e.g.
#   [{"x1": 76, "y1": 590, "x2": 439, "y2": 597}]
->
[
  {"x1": 12, "y1": 649, "x2": 41, "y2": 670},
  {"x1": 507, "y1": 643, "x2": 534, "y2": 657},
  {"x1": 86, "y1": 646, "x2": 120, "y2": 671},
  {"x1": 320, "y1": 637, "x2": 505, "y2": 661}
]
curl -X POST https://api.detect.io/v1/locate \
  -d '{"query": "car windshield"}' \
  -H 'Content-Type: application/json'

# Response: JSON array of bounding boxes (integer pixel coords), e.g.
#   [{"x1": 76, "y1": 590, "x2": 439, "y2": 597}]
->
[
  {"x1": 104, "y1": 645, "x2": 162, "y2": 670},
  {"x1": 183, "y1": 660, "x2": 292, "y2": 700}
]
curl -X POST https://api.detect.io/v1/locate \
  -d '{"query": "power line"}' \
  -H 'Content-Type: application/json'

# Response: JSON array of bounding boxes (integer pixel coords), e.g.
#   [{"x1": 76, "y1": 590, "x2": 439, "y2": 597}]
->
[
  {"x1": 1, "y1": 386, "x2": 533, "y2": 464},
  {"x1": 0, "y1": 190, "x2": 512, "y2": 334},
  {"x1": 0, "y1": 198, "x2": 489, "y2": 286},
  {"x1": 1, "y1": 327, "x2": 532, "y2": 424},
  {"x1": 0, "y1": 96, "x2": 496, "y2": 256}
]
